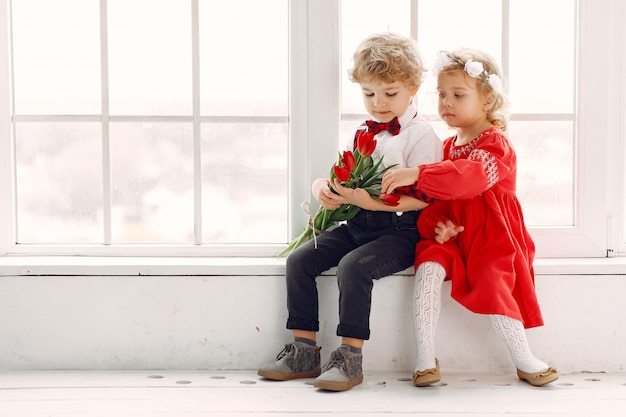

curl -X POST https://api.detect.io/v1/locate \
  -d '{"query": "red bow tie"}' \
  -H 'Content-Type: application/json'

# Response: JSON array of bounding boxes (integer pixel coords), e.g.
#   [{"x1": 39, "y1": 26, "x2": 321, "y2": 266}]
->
[{"x1": 365, "y1": 118, "x2": 401, "y2": 136}]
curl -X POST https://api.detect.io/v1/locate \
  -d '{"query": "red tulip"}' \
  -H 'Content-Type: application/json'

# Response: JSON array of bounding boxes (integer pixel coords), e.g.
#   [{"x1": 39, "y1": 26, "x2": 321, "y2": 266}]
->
[
  {"x1": 333, "y1": 164, "x2": 351, "y2": 182},
  {"x1": 356, "y1": 131, "x2": 377, "y2": 157},
  {"x1": 380, "y1": 193, "x2": 400, "y2": 207},
  {"x1": 278, "y1": 123, "x2": 398, "y2": 257},
  {"x1": 340, "y1": 150, "x2": 356, "y2": 172}
]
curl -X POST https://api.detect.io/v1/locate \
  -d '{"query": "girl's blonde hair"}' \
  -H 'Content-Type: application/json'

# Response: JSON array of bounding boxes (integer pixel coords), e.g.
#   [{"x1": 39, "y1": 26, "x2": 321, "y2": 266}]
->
[
  {"x1": 348, "y1": 32, "x2": 426, "y2": 89},
  {"x1": 436, "y1": 48, "x2": 508, "y2": 131}
]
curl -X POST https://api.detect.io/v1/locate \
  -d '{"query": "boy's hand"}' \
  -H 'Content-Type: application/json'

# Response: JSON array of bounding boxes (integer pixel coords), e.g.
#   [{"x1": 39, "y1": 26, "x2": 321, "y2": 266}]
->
[
  {"x1": 329, "y1": 178, "x2": 372, "y2": 209},
  {"x1": 434, "y1": 220, "x2": 464, "y2": 243},
  {"x1": 312, "y1": 177, "x2": 344, "y2": 210},
  {"x1": 382, "y1": 167, "x2": 420, "y2": 193}
]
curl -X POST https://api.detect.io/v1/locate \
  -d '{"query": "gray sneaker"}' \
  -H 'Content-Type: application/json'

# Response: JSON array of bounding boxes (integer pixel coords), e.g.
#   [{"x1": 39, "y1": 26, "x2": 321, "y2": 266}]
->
[
  {"x1": 257, "y1": 341, "x2": 321, "y2": 380},
  {"x1": 313, "y1": 345, "x2": 363, "y2": 391}
]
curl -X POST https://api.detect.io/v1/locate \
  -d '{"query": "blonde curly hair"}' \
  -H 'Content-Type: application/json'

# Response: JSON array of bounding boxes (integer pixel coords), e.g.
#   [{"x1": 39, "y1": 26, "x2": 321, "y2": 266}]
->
[{"x1": 348, "y1": 32, "x2": 426, "y2": 90}]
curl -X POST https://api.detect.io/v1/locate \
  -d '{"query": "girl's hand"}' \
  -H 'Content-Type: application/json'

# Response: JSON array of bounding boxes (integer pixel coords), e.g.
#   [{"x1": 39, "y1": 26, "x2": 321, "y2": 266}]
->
[
  {"x1": 312, "y1": 177, "x2": 345, "y2": 210},
  {"x1": 434, "y1": 220, "x2": 465, "y2": 243},
  {"x1": 382, "y1": 167, "x2": 420, "y2": 194}
]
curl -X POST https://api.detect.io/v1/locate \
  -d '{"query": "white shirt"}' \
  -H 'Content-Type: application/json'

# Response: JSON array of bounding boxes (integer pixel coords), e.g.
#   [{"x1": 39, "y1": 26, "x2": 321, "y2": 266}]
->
[
  {"x1": 346, "y1": 100, "x2": 443, "y2": 171},
  {"x1": 371, "y1": 100, "x2": 443, "y2": 170}
]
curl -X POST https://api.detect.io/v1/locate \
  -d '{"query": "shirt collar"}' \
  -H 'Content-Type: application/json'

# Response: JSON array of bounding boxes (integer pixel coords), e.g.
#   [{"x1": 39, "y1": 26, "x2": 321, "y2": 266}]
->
[{"x1": 396, "y1": 99, "x2": 418, "y2": 132}]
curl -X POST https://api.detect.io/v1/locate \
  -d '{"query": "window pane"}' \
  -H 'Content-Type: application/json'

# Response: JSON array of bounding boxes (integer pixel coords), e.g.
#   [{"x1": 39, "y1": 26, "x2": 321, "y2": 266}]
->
[
  {"x1": 11, "y1": 0, "x2": 101, "y2": 114},
  {"x1": 15, "y1": 123, "x2": 103, "y2": 243},
  {"x1": 108, "y1": 0, "x2": 192, "y2": 115},
  {"x1": 110, "y1": 123, "x2": 194, "y2": 243},
  {"x1": 201, "y1": 123, "x2": 288, "y2": 243},
  {"x1": 341, "y1": 0, "x2": 411, "y2": 115},
  {"x1": 416, "y1": 0, "x2": 502, "y2": 116},
  {"x1": 511, "y1": 121, "x2": 574, "y2": 226},
  {"x1": 509, "y1": 0, "x2": 576, "y2": 113},
  {"x1": 199, "y1": 0, "x2": 288, "y2": 117},
  {"x1": 417, "y1": 0, "x2": 502, "y2": 56}
]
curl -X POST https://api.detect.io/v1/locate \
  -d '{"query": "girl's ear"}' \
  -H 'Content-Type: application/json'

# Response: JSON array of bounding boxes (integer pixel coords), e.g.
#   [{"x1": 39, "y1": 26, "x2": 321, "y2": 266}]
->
[{"x1": 483, "y1": 92, "x2": 496, "y2": 112}]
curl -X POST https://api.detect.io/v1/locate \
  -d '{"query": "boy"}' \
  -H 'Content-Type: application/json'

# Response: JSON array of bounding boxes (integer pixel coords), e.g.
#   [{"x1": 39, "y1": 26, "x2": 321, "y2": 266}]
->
[{"x1": 258, "y1": 32, "x2": 442, "y2": 391}]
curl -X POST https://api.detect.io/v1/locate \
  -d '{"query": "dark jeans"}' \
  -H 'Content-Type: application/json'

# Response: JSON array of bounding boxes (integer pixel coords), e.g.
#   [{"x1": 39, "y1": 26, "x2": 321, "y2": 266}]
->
[{"x1": 285, "y1": 209, "x2": 421, "y2": 340}]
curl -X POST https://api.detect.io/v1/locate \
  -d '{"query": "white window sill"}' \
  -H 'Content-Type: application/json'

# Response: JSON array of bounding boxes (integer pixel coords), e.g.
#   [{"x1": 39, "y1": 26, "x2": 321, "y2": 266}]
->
[{"x1": 0, "y1": 256, "x2": 625, "y2": 276}]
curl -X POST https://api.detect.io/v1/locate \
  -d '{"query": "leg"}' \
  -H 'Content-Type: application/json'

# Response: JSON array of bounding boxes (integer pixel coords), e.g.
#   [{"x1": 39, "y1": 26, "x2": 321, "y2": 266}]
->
[
  {"x1": 285, "y1": 226, "x2": 357, "y2": 333},
  {"x1": 490, "y1": 314, "x2": 559, "y2": 386},
  {"x1": 335, "y1": 233, "x2": 419, "y2": 341},
  {"x1": 316, "y1": 229, "x2": 419, "y2": 391},
  {"x1": 293, "y1": 330, "x2": 317, "y2": 342},
  {"x1": 341, "y1": 336, "x2": 363, "y2": 349},
  {"x1": 258, "y1": 227, "x2": 357, "y2": 381},
  {"x1": 490, "y1": 314, "x2": 549, "y2": 372},
  {"x1": 413, "y1": 261, "x2": 446, "y2": 372},
  {"x1": 412, "y1": 261, "x2": 445, "y2": 387}
]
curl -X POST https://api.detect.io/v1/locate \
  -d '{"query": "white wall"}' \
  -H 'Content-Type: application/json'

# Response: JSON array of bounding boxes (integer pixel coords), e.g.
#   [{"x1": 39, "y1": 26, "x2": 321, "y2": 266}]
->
[{"x1": 1, "y1": 264, "x2": 625, "y2": 374}]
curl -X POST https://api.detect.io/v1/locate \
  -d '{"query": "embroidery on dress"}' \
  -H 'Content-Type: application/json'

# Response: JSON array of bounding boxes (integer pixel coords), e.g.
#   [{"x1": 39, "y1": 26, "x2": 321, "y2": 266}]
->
[
  {"x1": 449, "y1": 128, "x2": 495, "y2": 160},
  {"x1": 468, "y1": 149, "x2": 499, "y2": 189},
  {"x1": 449, "y1": 139, "x2": 477, "y2": 159}
]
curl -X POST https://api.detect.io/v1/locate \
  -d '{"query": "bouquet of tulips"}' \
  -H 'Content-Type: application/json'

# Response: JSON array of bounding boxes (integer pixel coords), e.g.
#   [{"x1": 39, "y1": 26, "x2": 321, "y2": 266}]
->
[{"x1": 278, "y1": 129, "x2": 400, "y2": 257}]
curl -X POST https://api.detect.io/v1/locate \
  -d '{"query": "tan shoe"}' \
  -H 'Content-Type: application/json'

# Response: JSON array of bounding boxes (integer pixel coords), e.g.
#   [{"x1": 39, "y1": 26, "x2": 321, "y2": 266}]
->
[
  {"x1": 412, "y1": 358, "x2": 440, "y2": 387},
  {"x1": 516, "y1": 367, "x2": 559, "y2": 386}
]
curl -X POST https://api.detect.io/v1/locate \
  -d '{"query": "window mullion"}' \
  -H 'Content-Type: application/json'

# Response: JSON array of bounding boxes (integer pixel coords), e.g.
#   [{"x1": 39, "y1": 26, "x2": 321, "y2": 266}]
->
[
  {"x1": 192, "y1": 0, "x2": 202, "y2": 245},
  {"x1": 605, "y1": 0, "x2": 626, "y2": 255},
  {"x1": 99, "y1": 0, "x2": 112, "y2": 245},
  {"x1": 0, "y1": 0, "x2": 15, "y2": 254},
  {"x1": 411, "y1": 0, "x2": 418, "y2": 41},
  {"x1": 306, "y1": 0, "x2": 340, "y2": 203},
  {"x1": 501, "y1": 0, "x2": 510, "y2": 83},
  {"x1": 288, "y1": 0, "x2": 341, "y2": 240}
]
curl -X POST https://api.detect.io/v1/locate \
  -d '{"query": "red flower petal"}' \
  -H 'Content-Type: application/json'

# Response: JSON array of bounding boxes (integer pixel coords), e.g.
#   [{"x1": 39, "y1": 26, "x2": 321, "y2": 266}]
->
[
  {"x1": 341, "y1": 150, "x2": 356, "y2": 172},
  {"x1": 333, "y1": 165, "x2": 351, "y2": 182},
  {"x1": 356, "y1": 131, "x2": 377, "y2": 157},
  {"x1": 380, "y1": 193, "x2": 400, "y2": 206}
]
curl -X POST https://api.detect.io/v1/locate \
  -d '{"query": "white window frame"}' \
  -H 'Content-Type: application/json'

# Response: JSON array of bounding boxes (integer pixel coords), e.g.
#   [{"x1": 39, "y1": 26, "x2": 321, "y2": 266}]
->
[{"x1": 0, "y1": 0, "x2": 624, "y2": 260}]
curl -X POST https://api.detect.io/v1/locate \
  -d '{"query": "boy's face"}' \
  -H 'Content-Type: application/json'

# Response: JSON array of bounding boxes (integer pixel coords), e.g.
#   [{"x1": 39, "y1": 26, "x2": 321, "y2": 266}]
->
[{"x1": 359, "y1": 79, "x2": 418, "y2": 123}]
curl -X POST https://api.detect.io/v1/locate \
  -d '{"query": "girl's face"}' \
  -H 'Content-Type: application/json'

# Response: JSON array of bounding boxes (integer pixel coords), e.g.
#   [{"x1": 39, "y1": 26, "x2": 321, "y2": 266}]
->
[
  {"x1": 437, "y1": 70, "x2": 489, "y2": 129},
  {"x1": 359, "y1": 79, "x2": 418, "y2": 123}
]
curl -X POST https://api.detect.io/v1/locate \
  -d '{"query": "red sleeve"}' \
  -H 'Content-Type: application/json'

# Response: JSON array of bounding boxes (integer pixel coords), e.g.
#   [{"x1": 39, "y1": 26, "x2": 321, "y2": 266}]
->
[
  {"x1": 417, "y1": 200, "x2": 450, "y2": 240},
  {"x1": 417, "y1": 133, "x2": 513, "y2": 200}
]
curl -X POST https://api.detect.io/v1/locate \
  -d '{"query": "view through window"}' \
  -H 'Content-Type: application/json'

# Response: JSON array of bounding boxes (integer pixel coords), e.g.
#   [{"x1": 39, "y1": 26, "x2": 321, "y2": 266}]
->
[
  {"x1": 7, "y1": 0, "x2": 620, "y2": 257},
  {"x1": 11, "y1": 0, "x2": 289, "y2": 245},
  {"x1": 341, "y1": 0, "x2": 576, "y2": 226}
]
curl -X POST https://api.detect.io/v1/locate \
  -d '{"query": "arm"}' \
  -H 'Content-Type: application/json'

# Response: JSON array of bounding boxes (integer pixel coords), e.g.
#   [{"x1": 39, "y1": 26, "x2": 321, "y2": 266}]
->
[
  {"x1": 412, "y1": 133, "x2": 514, "y2": 200},
  {"x1": 381, "y1": 167, "x2": 420, "y2": 194},
  {"x1": 329, "y1": 178, "x2": 429, "y2": 212},
  {"x1": 380, "y1": 123, "x2": 443, "y2": 193}
]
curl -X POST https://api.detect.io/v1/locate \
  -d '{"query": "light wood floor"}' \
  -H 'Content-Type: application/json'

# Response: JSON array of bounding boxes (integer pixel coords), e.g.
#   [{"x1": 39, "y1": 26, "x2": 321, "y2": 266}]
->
[{"x1": 1, "y1": 370, "x2": 625, "y2": 416}]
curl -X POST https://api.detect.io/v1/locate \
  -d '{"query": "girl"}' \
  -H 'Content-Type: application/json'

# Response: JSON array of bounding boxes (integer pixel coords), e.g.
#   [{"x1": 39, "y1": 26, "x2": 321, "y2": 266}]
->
[{"x1": 382, "y1": 48, "x2": 559, "y2": 387}]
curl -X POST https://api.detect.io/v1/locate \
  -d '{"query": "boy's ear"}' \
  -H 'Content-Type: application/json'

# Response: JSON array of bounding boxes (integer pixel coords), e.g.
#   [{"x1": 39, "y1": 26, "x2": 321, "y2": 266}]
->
[{"x1": 410, "y1": 83, "x2": 421, "y2": 96}]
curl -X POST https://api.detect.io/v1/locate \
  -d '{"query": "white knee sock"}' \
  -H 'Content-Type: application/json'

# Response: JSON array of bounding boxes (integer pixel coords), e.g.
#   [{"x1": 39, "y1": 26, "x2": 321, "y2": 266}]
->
[
  {"x1": 490, "y1": 314, "x2": 549, "y2": 373},
  {"x1": 413, "y1": 261, "x2": 446, "y2": 372}
]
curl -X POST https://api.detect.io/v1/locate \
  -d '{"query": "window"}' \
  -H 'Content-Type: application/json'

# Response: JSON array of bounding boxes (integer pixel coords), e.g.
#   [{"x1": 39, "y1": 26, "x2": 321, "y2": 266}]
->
[
  {"x1": 3, "y1": 0, "x2": 288, "y2": 255},
  {"x1": 340, "y1": 0, "x2": 624, "y2": 258},
  {"x1": 1, "y1": 0, "x2": 624, "y2": 258}
]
